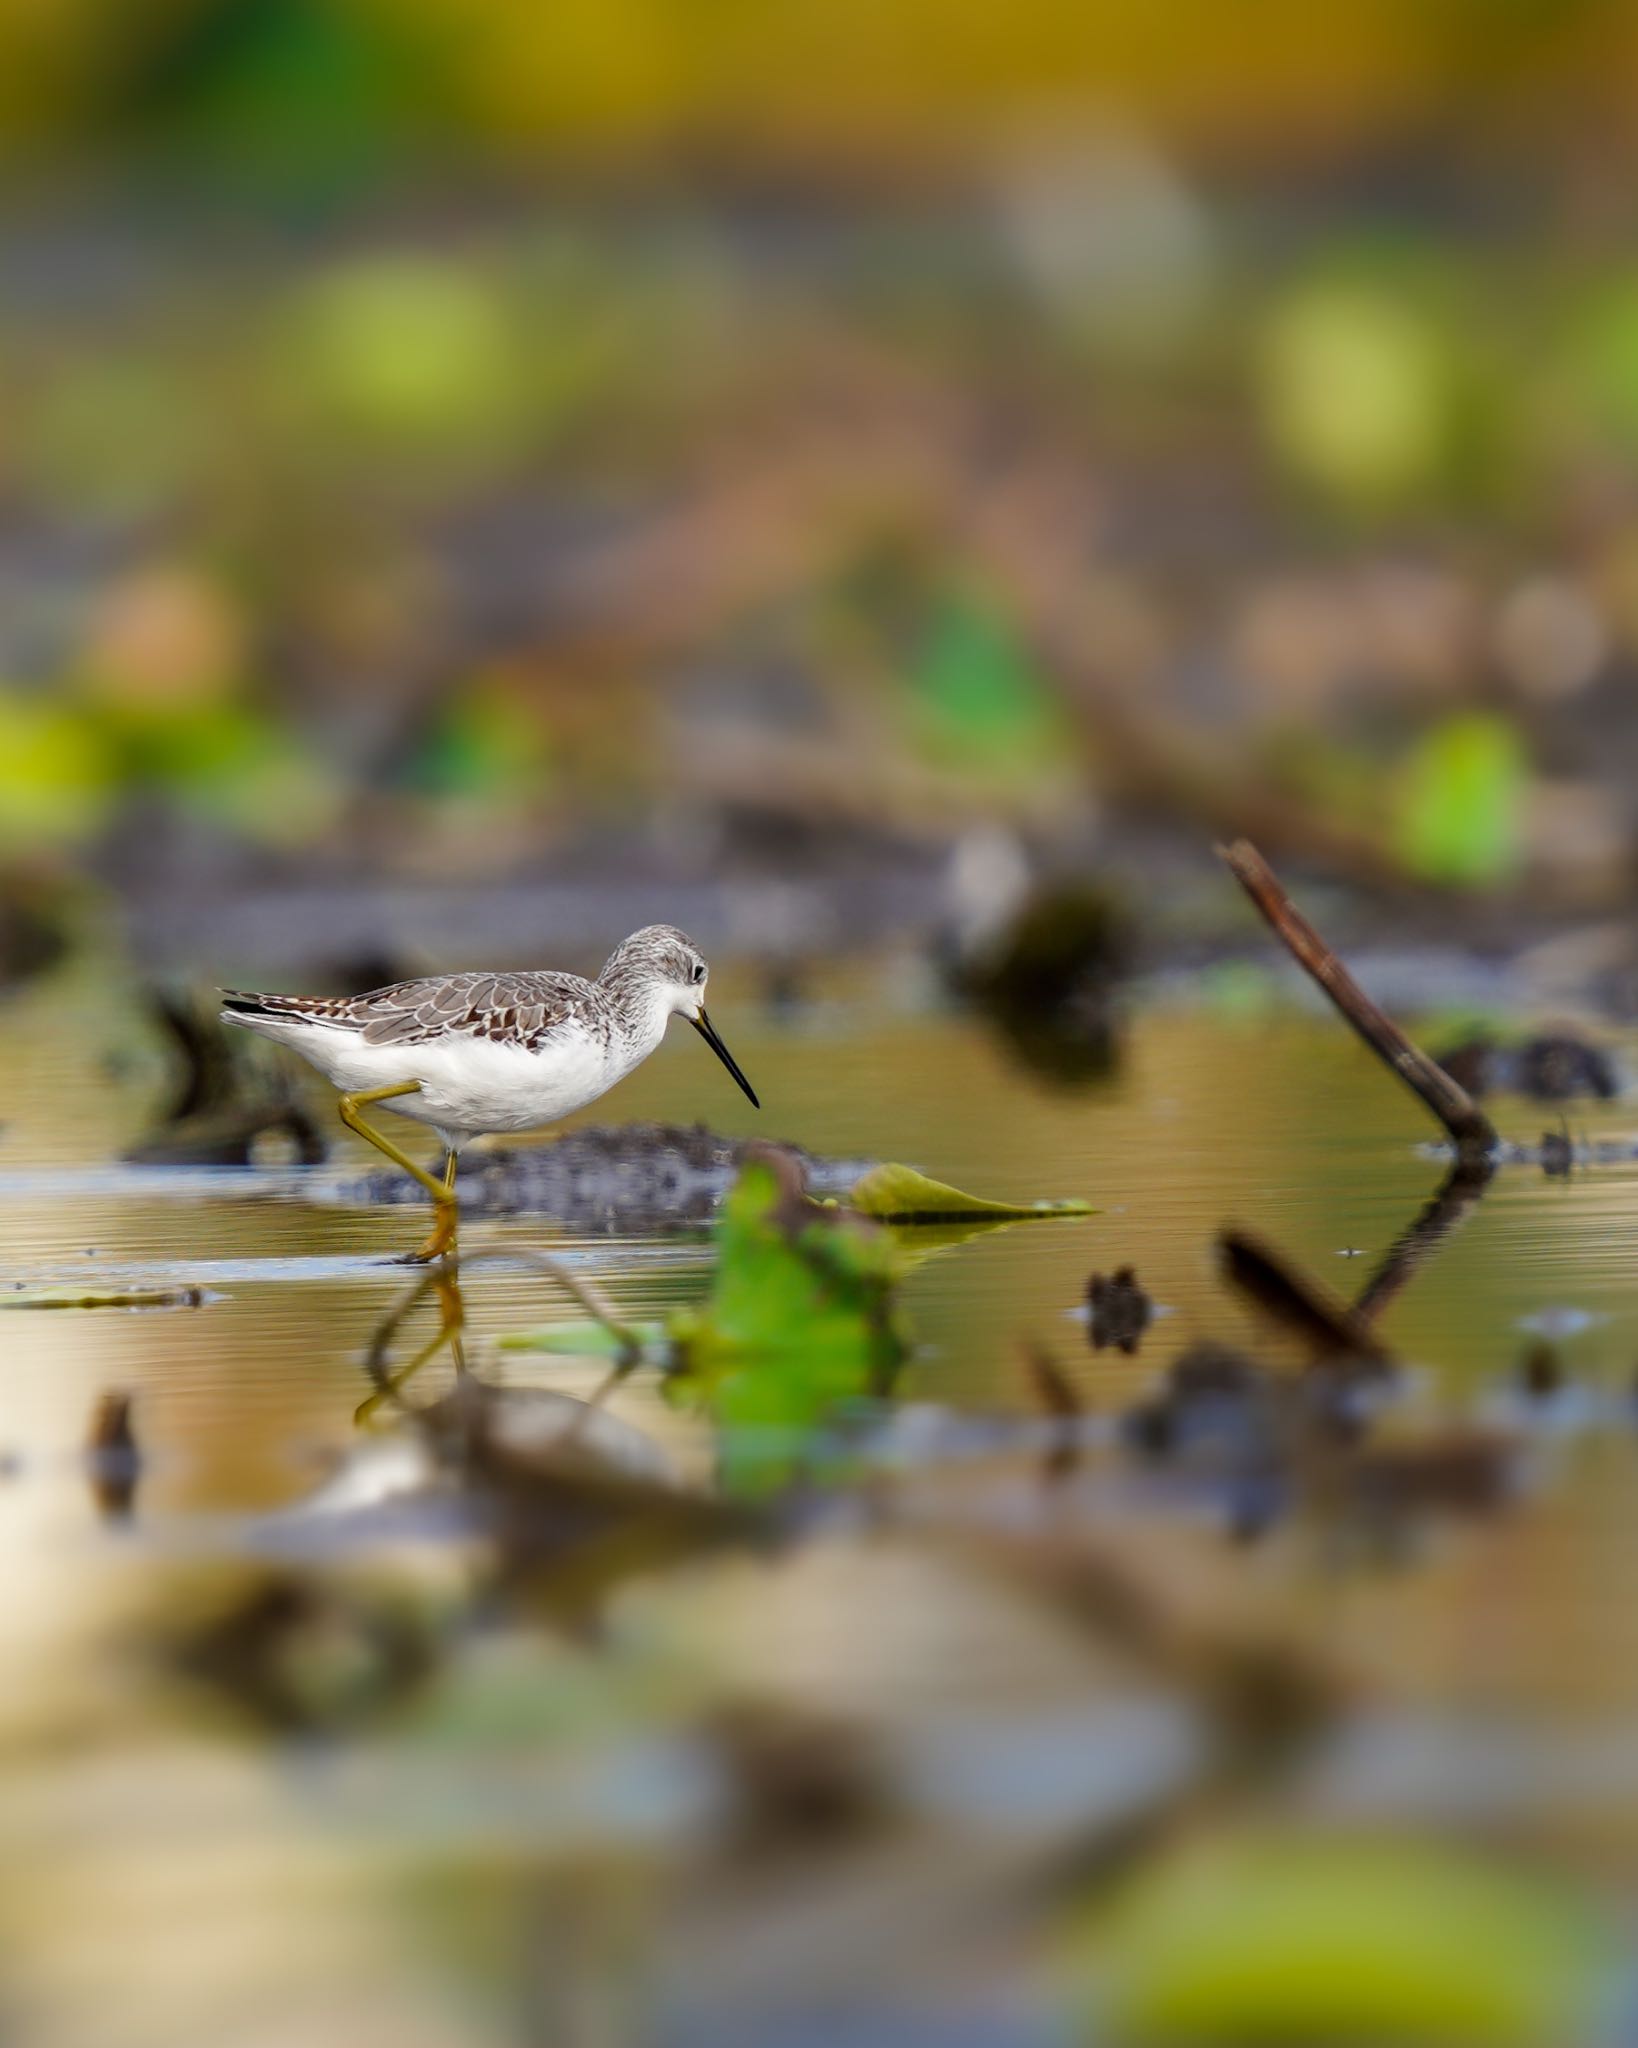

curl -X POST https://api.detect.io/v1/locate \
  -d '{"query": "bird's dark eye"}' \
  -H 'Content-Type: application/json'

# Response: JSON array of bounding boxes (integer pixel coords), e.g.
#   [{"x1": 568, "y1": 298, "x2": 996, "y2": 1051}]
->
[{"x1": 691, "y1": 961, "x2": 706, "y2": 984}]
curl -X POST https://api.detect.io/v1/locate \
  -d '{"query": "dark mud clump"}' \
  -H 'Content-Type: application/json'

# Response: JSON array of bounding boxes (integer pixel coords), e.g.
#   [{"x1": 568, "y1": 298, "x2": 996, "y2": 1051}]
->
[
  {"x1": 1086, "y1": 1265, "x2": 1153, "y2": 1354},
  {"x1": 950, "y1": 881, "x2": 1132, "y2": 1086},
  {"x1": 1436, "y1": 1030, "x2": 1619, "y2": 1103},
  {"x1": 345, "y1": 1121, "x2": 868, "y2": 1232}
]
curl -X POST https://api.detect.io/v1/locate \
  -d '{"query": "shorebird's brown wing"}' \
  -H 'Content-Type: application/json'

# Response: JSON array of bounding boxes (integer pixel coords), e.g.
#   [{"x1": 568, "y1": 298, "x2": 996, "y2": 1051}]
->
[
  {"x1": 356, "y1": 971, "x2": 589, "y2": 1049},
  {"x1": 222, "y1": 972, "x2": 591, "y2": 1052}
]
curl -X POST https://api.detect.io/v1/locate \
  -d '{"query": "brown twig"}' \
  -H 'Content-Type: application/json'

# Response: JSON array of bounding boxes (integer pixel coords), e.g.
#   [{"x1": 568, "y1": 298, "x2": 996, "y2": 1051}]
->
[{"x1": 1218, "y1": 839, "x2": 1497, "y2": 1163}]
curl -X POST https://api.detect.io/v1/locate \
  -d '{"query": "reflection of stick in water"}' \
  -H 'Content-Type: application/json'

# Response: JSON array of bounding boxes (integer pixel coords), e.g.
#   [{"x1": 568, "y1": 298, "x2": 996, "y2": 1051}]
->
[
  {"x1": 1218, "y1": 839, "x2": 1497, "y2": 1165},
  {"x1": 1216, "y1": 838, "x2": 1497, "y2": 1333},
  {"x1": 1350, "y1": 1157, "x2": 1492, "y2": 1329}
]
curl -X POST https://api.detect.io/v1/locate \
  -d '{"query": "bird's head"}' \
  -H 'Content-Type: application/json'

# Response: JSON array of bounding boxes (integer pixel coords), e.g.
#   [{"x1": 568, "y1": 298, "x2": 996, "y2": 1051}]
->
[{"x1": 600, "y1": 925, "x2": 759, "y2": 1107}]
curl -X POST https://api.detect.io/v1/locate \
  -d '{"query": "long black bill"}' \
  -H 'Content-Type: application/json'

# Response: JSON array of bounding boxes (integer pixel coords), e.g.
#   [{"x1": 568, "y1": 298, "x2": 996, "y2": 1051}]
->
[{"x1": 691, "y1": 1009, "x2": 760, "y2": 1108}]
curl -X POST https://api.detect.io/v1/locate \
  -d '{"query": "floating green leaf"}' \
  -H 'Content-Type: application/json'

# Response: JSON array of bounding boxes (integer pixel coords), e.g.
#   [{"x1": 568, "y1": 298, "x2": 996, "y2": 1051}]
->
[
  {"x1": 1075, "y1": 1832, "x2": 1615, "y2": 2048},
  {"x1": 848, "y1": 1162, "x2": 1095, "y2": 1224}
]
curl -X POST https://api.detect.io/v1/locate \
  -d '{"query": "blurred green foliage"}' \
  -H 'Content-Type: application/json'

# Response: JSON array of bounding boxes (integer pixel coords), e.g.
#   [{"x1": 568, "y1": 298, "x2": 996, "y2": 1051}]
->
[
  {"x1": 287, "y1": 254, "x2": 521, "y2": 451},
  {"x1": 0, "y1": 694, "x2": 113, "y2": 849},
  {"x1": 0, "y1": 2, "x2": 1630, "y2": 897},
  {"x1": 1573, "y1": 278, "x2": 1638, "y2": 452},
  {"x1": 1394, "y1": 712, "x2": 1528, "y2": 886},
  {"x1": 667, "y1": 1154, "x2": 909, "y2": 1495},
  {"x1": 909, "y1": 589, "x2": 1071, "y2": 776},
  {"x1": 0, "y1": 213, "x2": 1626, "y2": 894},
  {"x1": 2, "y1": 0, "x2": 1636, "y2": 174},
  {"x1": 1261, "y1": 282, "x2": 1461, "y2": 511},
  {"x1": 404, "y1": 678, "x2": 555, "y2": 808},
  {"x1": 1077, "y1": 1831, "x2": 1616, "y2": 2046}
]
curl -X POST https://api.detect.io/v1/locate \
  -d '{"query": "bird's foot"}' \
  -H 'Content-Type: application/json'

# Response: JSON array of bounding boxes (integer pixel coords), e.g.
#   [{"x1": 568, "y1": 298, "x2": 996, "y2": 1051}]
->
[{"x1": 389, "y1": 1211, "x2": 459, "y2": 1265}]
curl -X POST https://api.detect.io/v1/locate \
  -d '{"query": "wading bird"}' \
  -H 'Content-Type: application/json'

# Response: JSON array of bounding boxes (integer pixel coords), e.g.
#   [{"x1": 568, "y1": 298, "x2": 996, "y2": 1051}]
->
[{"x1": 221, "y1": 926, "x2": 758, "y2": 1262}]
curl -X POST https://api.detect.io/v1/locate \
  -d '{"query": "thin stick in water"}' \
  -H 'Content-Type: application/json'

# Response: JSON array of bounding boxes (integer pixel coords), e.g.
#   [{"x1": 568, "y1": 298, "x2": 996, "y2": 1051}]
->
[{"x1": 1218, "y1": 839, "x2": 1497, "y2": 1163}]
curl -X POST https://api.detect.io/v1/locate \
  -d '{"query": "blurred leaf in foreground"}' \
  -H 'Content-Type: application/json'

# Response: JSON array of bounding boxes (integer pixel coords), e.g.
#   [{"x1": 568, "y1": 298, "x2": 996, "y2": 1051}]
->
[
  {"x1": 667, "y1": 1148, "x2": 909, "y2": 1494},
  {"x1": 1394, "y1": 711, "x2": 1527, "y2": 886},
  {"x1": 1075, "y1": 1831, "x2": 1617, "y2": 2047}
]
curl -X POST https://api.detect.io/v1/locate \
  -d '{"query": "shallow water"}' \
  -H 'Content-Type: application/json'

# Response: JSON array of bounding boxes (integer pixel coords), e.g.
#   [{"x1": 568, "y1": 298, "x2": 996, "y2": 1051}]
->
[{"x1": 4, "y1": 956, "x2": 1638, "y2": 2045}]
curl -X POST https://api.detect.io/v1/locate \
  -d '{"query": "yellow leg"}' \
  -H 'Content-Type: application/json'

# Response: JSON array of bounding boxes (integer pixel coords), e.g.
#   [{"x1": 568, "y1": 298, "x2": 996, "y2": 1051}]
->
[
  {"x1": 394, "y1": 1148, "x2": 459, "y2": 1265},
  {"x1": 336, "y1": 1082, "x2": 458, "y2": 1264}
]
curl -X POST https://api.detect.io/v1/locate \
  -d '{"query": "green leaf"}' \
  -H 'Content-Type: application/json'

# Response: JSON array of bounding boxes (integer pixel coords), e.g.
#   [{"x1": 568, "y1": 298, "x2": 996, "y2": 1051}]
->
[
  {"x1": 1394, "y1": 712, "x2": 1527, "y2": 886},
  {"x1": 848, "y1": 1162, "x2": 1095, "y2": 1224},
  {"x1": 667, "y1": 1153, "x2": 910, "y2": 1494},
  {"x1": 1075, "y1": 1832, "x2": 1616, "y2": 2048},
  {"x1": 686, "y1": 1159, "x2": 907, "y2": 1378}
]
